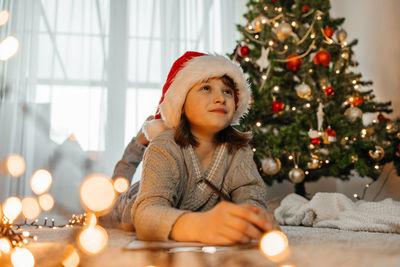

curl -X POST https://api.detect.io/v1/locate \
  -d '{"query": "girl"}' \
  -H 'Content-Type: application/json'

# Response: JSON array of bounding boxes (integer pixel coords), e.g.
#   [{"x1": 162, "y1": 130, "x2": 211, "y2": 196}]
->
[{"x1": 115, "y1": 51, "x2": 279, "y2": 244}]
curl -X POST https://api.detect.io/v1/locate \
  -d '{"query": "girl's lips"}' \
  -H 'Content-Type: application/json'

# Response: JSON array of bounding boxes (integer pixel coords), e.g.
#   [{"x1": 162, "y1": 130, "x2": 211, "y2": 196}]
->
[{"x1": 210, "y1": 108, "x2": 227, "y2": 113}]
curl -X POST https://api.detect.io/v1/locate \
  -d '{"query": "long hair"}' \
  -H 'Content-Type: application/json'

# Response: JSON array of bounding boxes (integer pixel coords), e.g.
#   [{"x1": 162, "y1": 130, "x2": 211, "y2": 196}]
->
[{"x1": 174, "y1": 75, "x2": 252, "y2": 153}]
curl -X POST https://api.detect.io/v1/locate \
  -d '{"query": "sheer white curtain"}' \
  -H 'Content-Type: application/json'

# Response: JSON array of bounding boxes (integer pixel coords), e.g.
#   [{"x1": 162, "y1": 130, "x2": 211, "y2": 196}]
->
[{"x1": 0, "y1": 0, "x2": 247, "y2": 217}]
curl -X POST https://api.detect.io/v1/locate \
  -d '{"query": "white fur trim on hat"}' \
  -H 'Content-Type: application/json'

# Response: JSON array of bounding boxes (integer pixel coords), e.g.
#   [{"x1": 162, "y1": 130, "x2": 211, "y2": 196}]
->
[
  {"x1": 159, "y1": 54, "x2": 252, "y2": 129},
  {"x1": 142, "y1": 119, "x2": 169, "y2": 141}
]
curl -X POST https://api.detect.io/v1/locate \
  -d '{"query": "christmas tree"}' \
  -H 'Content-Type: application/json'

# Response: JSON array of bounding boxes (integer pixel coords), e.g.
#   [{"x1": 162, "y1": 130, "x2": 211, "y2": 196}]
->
[{"x1": 231, "y1": 0, "x2": 400, "y2": 196}]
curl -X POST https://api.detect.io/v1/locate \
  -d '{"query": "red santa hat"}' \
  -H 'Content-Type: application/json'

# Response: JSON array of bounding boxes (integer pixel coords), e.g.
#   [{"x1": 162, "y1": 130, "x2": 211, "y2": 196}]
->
[{"x1": 143, "y1": 51, "x2": 252, "y2": 141}]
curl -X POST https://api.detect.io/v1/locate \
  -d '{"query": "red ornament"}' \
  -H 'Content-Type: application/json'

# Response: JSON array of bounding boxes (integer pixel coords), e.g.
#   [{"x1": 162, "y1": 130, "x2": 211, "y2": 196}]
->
[
  {"x1": 397, "y1": 144, "x2": 400, "y2": 155},
  {"x1": 302, "y1": 4, "x2": 310, "y2": 12},
  {"x1": 239, "y1": 45, "x2": 250, "y2": 57},
  {"x1": 324, "y1": 86, "x2": 335, "y2": 96},
  {"x1": 314, "y1": 50, "x2": 331, "y2": 67},
  {"x1": 323, "y1": 127, "x2": 337, "y2": 144},
  {"x1": 286, "y1": 54, "x2": 302, "y2": 71},
  {"x1": 271, "y1": 0, "x2": 278, "y2": 2},
  {"x1": 271, "y1": 101, "x2": 284, "y2": 113},
  {"x1": 310, "y1": 137, "x2": 321, "y2": 145},
  {"x1": 324, "y1": 27, "x2": 334, "y2": 38}
]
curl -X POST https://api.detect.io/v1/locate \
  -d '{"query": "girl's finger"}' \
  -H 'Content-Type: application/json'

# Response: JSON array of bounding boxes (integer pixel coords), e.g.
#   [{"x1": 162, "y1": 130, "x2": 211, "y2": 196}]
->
[
  {"x1": 228, "y1": 205, "x2": 270, "y2": 232},
  {"x1": 223, "y1": 215, "x2": 263, "y2": 240},
  {"x1": 219, "y1": 225, "x2": 251, "y2": 244}
]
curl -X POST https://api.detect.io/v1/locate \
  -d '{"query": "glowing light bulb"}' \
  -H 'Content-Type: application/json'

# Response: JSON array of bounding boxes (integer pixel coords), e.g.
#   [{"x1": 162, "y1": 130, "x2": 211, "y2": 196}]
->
[
  {"x1": 256, "y1": 121, "x2": 262, "y2": 127},
  {"x1": 30, "y1": 169, "x2": 53, "y2": 195},
  {"x1": 0, "y1": 10, "x2": 9, "y2": 26},
  {"x1": 113, "y1": 177, "x2": 130, "y2": 194},
  {"x1": 80, "y1": 174, "x2": 116, "y2": 215},
  {"x1": 274, "y1": 22, "x2": 279, "y2": 28},
  {"x1": 262, "y1": 74, "x2": 267, "y2": 80},
  {"x1": 62, "y1": 245, "x2": 80, "y2": 267},
  {"x1": 78, "y1": 224, "x2": 108, "y2": 255},
  {"x1": 268, "y1": 40, "x2": 274, "y2": 46},
  {"x1": 288, "y1": 155, "x2": 294, "y2": 160},
  {"x1": 0, "y1": 238, "x2": 11, "y2": 253},
  {"x1": 38, "y1": 193, "x2": 54, "y2": 211},
  {"x1": 11, "y1": 247, "x2": 35, "y2": 267},
  {"x1": 5, "y1": 154, "x2": 25, "y2": 177},
  {"x1": 22, "y1": 197, "x2": 41, "y2": 220},
  {"x1": 260, "y1": 231, "x2": 289, "y2": 262},
  {"x1": 291, "y1": 21, "x2": 297, "y2": 27},
  {"x1": 305, "y1": 103, "x2": 311, "y2": 108},
  {"x1": 0, "y1": 36, "x2": 19, "y2": 61},
  {"x1": 2, "y1": 197, "x2": 22, "y2": 222},
  {"x1": 252, "y1": 148, "x2": 256, "y2": 152}
]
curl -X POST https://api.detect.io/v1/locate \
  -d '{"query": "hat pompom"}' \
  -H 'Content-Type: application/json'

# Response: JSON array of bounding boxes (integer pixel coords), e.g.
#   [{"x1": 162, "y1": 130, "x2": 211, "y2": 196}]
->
[{"x1": 142, "y1": 119, "x2": 169, "y2": 141}]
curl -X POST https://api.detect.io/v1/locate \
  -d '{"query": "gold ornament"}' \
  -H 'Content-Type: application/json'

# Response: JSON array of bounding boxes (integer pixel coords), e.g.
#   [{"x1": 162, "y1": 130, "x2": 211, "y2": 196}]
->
[
  {"x1": 261, "y1": 157, "x2": 281, "y2": 175},
  {"x1": 289, "y1": 167, "x2": 305, "y2": 183},
  {"x1": 276, "y1": 22, "x2": 293, "y2": 40},
  {"x1": 336, "y1": 29, "x2": 348, "y2": 42},
  {"x1": 307, "y1": 155, "x2": 321, "y2": 169},
  {"x1": 295, "y1": 83, "x2": 311, "y2": 98},
  {"x1": 245, "y1": 16, "x2": 268, "y2": 34},
  {"x1": 345, "y1": 106, "x2": 363, "y2": 123},
  {"x1": 369, "y1": 146, "x2": 385, "y2": 161},
  {"x1": 361, "y1": 127, "x2": 374, "y2": 138},
  {"x1": 386, "y1": 121, "x2": 399, "y2": 134}
]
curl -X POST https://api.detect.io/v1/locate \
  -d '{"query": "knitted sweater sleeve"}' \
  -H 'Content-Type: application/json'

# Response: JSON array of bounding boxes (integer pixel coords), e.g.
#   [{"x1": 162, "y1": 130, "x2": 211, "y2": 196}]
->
[
  {"x1": 229, "y1": 147, "x2": 268, "y2": 210},
  {"x1": 112, "y1": 137, "x2": 146, "y2": 181},
  {"x1": 131, "y1": 136, "x2": 188, "y2": 241}
]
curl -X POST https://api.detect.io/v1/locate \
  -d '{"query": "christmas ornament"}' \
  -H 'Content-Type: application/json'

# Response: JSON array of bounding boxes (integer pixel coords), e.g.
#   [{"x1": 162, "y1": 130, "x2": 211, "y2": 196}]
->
[
  {"x1": 276, "y1": 22, "x2": 293, "y2": 40},
  {"x1": 386, "y1": 121, "x2": 399, "y2": 134},
  {"x1": 323, "y1": 27, "x2": 334, "y2": 38},
  {"x1": 313, "y1": 50, "x2": 331, "y2": 67},
  {"x1": 256, "y1": 47, "x2": 270, "y2": 71},
  {"x1": 239, "y1": 45, "x2": 250, "y2": 57},
  {"x1": 308, "y1": 129, "x2": 321, "y2": 145},
  {"x1": 369, "y1": 146, "x2": 385, "y2": 161},
  {"x1": 307, "y1": 155, "x2": 321, "y2": 169},
  {"x1": 286, "y1": 54, "x2": 302, "y2": 71},
  {"x1": 289, "y1": 167, "x2": 305, "y2": 183},
  {"x1": 345, "y1": 106, "x2": 362, "y2": 123},
  {"x1": 271, "y1": 100, "x2": 284, "y2": 113},
  {"x1": 302, "y1": 5, "x2": 310, "y2": 12},
  {"x1": 347, "y1": 96, "x2": 364, "y2": 106},
  {"x1": 245, "y1": 16, "x2": 267, "y2": 34},
  {"x1": 324, "y1": 86, "x2": 335, "y2": 96},
  {"x1": 336, "y1": 29, "x2": 348, "y2": 42},
  {"x1": 322, "y1": 127, "x2": 337, "y2": 144},
  {"x1": 396, "y1": 144, "x2": 400, "y2": 157},
  {"x1": 361, "y1": 127, "x2": 375, "y2": 138},
  {"x1": 377, "y1": 113, "x2": 390, "y2": 122},
  {"x1": 295, "y1": 83, "x2": 311, "y2": 98},
  {"x1": 261, "y1": 157, "x2": 281, "y2": 175}
]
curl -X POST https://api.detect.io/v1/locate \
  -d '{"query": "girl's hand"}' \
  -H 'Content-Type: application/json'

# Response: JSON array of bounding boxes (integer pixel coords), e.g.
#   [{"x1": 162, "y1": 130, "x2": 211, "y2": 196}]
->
[{"x1": 171, "y1": 202, "x2": 276, "y2": 245}]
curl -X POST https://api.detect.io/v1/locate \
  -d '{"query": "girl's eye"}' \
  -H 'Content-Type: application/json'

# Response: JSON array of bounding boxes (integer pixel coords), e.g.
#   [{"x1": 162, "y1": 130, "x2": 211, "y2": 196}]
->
[
  {"x1": 224, "y1": 89, "x2": 233, "y2": 95},
  {"x1": 202, "y1": 85, "x2": 210, "y2": 91}
]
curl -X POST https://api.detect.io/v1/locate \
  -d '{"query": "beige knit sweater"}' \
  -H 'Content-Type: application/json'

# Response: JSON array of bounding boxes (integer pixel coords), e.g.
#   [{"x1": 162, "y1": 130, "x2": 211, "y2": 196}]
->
[{"x1": 131, "y1": 130, "x2": 268, "y2": 241}]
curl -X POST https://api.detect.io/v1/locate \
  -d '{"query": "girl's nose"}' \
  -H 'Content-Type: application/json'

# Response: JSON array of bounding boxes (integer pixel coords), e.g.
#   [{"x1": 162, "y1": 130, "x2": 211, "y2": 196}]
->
[{"x1": 214, "y1": 90, "x2": 225, "y2": 104}]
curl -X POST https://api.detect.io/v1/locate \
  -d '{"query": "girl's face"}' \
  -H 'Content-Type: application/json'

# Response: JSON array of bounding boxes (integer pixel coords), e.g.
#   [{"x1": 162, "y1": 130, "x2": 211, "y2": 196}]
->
[{"x1": 183, "y1": 77, "x2": 235, "y2": 136}]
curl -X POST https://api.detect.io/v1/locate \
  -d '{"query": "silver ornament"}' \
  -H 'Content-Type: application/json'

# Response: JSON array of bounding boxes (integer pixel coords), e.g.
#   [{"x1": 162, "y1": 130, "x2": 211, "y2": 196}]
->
[
  {"x1": 369, "y1": 146, "x2": 385, "y2": 161},
  {"x1": 336, "y1": 29, "x2": 347, "y2": 42},
  {"x1": 276, "y1": 22, "x2": 293, "y2": 40},
  {"x1": 261, "y1": 157, "x2": 281, "y2": 175},
  {"x1": 288, "y1": 167, "x2": 305, "y2": 183},
  {"x1": 307, "y1": 155, "x2": 321, "y2": 169},
  {"x1": 345, "y1": 106, "x2": 363, "y2": 123},
  {"x1": 295, "y1": 83, "x2": 311, "y2": 98}
]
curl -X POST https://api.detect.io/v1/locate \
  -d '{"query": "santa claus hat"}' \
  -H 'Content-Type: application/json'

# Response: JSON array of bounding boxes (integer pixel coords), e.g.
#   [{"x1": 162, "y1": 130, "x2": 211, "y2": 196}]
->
[{"x1": 143, "y1": 51, "x2": 252, "y2": 141}]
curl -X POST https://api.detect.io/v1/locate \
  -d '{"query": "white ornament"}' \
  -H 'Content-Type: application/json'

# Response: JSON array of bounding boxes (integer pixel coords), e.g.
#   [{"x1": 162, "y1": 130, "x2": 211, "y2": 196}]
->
[
  {"x1": 289, "y1": 167, "x2": 305, "y2": 183},
  {"x1": 295, "y1": 83, "x2": 311, "y2": 98},
  {"x1": 256, "y1": 47, "x2": 270, "y2": 71},
  {"x1": 317, "y1": 102, "x2": 324, "y2": 131},
  {"x1": 345, "y1": 106, "x2": 362, "y2": 123},
  {"x1": 308, "y1": 129, "x2": 319, "y2": 139},
  {"x1": 261, "y1": 157, "x2": 281, "y2": 175},
  {"x1": 276, "y1": 22, "x2": 293, "y2": 40}
]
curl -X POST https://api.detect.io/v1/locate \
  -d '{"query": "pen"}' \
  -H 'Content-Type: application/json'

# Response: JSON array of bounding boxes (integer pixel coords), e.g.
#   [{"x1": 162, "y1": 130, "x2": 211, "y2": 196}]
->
[{"x1": 202, "y1": 179, "x2": 232, "y2": 202}]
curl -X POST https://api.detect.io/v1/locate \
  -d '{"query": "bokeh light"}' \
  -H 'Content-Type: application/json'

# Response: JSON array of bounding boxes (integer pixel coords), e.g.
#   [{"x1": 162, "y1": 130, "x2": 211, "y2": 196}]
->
[
  {"x1": 62, "y1": 245, "x2": 80, "y2": 267},
  {"x1": 5, "y1": 154, "x2": 25, "y2": 177},
  {"x1": 11, "y1": 247, "x2": 35, "y2": 267},
  {"x1": 0, "y1": 36, "x2": 19, "y2": 61},
  {"x1": 259, "y1": 231, "x2": 289, "y2": 262},
  {"x1": 0, "y1": 10, "x2": 10, "y2": 26},
  {"x1": 38, "y1": 193, "x2": 54, "y2": 211},
  {"x1": 30, "y1": 169, "x2": 53, "y2": 195},
  {"x1": 2, "y1": 197, "x2": 22, "y2": 222},
  {"x1": 77, "y1": 214, "x2": 108, "y2": 255},
  {"x1": 113, "y1": 177, "x2": 129, "y2": 193},
  {"x1": 0, "y1": 238, "x2": 11, "y2": 253},
  {"x1": 80, "y1": 174, "x2": 115, "y2": 214},
  {"x1": 21, "y1": 197, "x2": 41, "y2": 220}
]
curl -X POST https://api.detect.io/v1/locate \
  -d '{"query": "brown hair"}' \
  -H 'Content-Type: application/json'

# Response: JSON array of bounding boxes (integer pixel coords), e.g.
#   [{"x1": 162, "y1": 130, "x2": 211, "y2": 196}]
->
[{"x1": 174, "y1": 75, "x2": 252, "y2": 153}]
